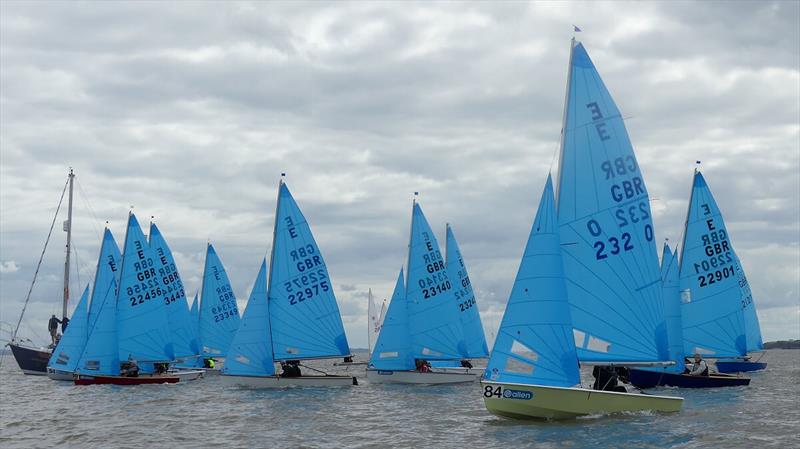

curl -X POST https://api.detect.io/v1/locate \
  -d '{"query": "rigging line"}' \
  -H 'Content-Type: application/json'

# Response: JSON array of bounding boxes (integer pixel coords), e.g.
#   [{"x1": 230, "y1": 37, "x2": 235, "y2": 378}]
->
[
  {"x1": 75, "y1": 177, "x2": 102, "y2": 242},
  {"x1": 12, "y1": 178, "x2": 69, "y2": 341}
]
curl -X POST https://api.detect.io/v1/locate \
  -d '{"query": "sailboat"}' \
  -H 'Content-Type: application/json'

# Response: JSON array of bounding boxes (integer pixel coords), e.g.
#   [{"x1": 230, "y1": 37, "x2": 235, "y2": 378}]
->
[
  {"x1": 482, "y1": 177, "x2": 681, "y2": 419},
  {"x1": 482, "y1": 38, "x2": 684, "y2": 419},
  {"x1": 678, "y1": 170, "x2": 766, "y2": 373},
  {"x1": 74, "y1": 214, "x2": 202, "y2": 385},
  {"x1": 628, "y1": 243, "x2": 750, "y2": 387},
  {"x1": 367, "y1": 199, "x2": 477, "y2": 384},
  {"x1": 220, "y1": 178, "x2": 356, "y2": 387},
  {"x1": 430, "y1": 224, "x2": 488, "y2": 373},
  {"x1": 8, "y1": 169, "x2": 78, "y2": 375},
  {"x1": 186, "y1": 243, "x2": 242, "y2": 374},
  {"x1": 46, "y1": 228, "x2": 122, "y2": 380},
  {"x1": 368, "y1": 289, "x2": 387, "y2": 356}
]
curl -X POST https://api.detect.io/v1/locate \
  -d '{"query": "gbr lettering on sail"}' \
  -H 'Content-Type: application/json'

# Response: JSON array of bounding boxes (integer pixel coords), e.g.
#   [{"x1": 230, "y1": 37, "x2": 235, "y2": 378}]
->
[{"x1": 584, "y1": 101, "x2": 654, "y2": 261}]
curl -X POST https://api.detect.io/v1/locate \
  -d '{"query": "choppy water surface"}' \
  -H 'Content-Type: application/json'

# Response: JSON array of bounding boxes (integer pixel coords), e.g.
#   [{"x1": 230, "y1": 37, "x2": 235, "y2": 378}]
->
[{"x1": 1, "y1": 350, "x2": 798, "y2": 448}]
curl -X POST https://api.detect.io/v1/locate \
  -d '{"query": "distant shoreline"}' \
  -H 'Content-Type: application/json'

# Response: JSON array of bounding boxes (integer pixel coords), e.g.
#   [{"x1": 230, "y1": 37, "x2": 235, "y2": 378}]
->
[{"x1": 763, "y1": 340, "x2": 800, "y2": 350}]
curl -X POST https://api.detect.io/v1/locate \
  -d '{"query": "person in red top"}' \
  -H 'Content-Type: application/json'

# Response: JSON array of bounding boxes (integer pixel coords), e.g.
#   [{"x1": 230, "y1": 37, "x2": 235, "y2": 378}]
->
[{"x1": 415, "y1": 359, "x2": 431, "y2": 373}]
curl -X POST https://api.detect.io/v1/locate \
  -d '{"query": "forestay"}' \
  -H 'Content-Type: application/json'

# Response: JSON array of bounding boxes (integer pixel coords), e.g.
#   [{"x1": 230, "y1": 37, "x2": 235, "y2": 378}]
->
[
  {"x1": 446, "y1": 225, "x2": 489, "y2": 358},
  {"x1": 268, "y1": 182, "x2": 350, "y2": 360},
  {"x1": 224, "y1": 260, "x2": 275, "y2": 376},
  {"x1": 116, "y1": 213, "x2": 174, "y2": 362},
  {"x1": 369, "y1": 269, "x2": 413, "y2": 370},
  {"x1": 679, "y1": 172, "x2": 747, "y2": 358},
  {"x1": 150, "y1": 223, "x2": 199, "y2": 358},
  {"x1": 485, "y1": 176, "x2": 580, "y2": 387},
  {"x1": 405, "y1": 202, "x2": 466, "y2": 360},
  {"x1": 48, "y1": 286, "x2": 90, "y2": 373},
  {"x1": 555, "y1": 40, "x2": 666, "y2": 363},
  {"x1": 199, "y1": 244, "x2": 241, "y2": 357}
]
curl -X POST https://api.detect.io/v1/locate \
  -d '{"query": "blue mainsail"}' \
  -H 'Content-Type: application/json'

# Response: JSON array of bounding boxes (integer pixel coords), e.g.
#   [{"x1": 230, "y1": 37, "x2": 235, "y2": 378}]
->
[
  {"x1": 485, "y1": 176, "x2": 580, "y2": 386},
  {"x1": 116, "y1": 213, "x2": 174, "y2": 362},
  {"x1": 224, "y1": 260, "x2": 275, "y2": 376},
  {"x1": 555, "y1": 40, "x2": 666, "y2": 363},
  {"x1": 149, "y1": 223, "x2": 199, "y2": 357},
  {"x1": 268, "y1": 182, "x2": 350, "y2": 360},
  {"x1": 48, "y1": 285, "x2": 90, "y2": 372},
  {"x1": 445, "y1": 225, "x2": 489, "y2": 358},
  {"x1": 679, "y1": 172, "x2": 747, "y2": 357},
  {"x1": 369, "y1": 269, "x2": 413, "y2": 370},
  {"x1": 198, "y1": 244, "x2": 241, "y2": 357},
  {"x1": 87, "y1": 229, "x2": 122, "y2": 331},
  {"x1": 406, "y1": 202, "x2": 466, "y2": 360},
  {"x1": 76, "y1": 278, "x2": 120, "y2": 375}
]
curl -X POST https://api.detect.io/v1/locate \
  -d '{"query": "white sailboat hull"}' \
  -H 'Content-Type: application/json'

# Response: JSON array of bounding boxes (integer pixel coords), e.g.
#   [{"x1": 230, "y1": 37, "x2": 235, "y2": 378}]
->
[
  {"x1": 221, "y1": 374, "x2": 357, "y2": 388},
  {"x1": 172, "y1": 369, "x2": 204, "y2": 381},
  {"x1": 366, "y1": 369, "x2": 479, "y2": 384},
  {"x1": 481, "y1": 380, "x2": 683, "y2": 420},
  {"x1": 46, "y1": 368, "x2": 74, "y2": 381}
]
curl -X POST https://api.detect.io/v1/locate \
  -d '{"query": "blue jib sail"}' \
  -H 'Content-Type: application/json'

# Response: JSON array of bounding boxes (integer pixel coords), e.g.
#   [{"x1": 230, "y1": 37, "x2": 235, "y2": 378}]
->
[
  {"x1": 88, "y1": 228, "x2": 122, "y2": 331},
  {"x1": 446, "y1": 225, "x2": 489, "y2": 358},
  {"x1": 485, "y1": 176, "x2": 580, "y2": 387},
  {"x1": 116, "y1": 213, "x2": 175, "y2": 362},
  {"x1": 738, "y1": 250, "x2": 764, "y2": 352},
  {"x1": 556, "y1": 40, "x2": 667, "y2": 363},
  {"x1": 643, "y1": 244, "x2": 686, "y2": 374},
  {"x1": 198, "y1": 243, "x2": 241, "y2": 357},
  {"x1": 76, "y1": 277, "x2": 120, "y2": 375},
  {"x1": 406, "y1": 202, "x2": 466, "y2": 360},
  {"x1": 223, "y1": 260, "x2": 275, "y2": 376},
  {"x1": 48, "y1": 285, "x2": 90, "y2": 372},
  {"x1": 268, "y1": 181, "x2": 350, "y2": 360},
  {"x1": 149, "y1": 223, "x2": 199, "y2": 357},
  {"x1": 369, "y1": 269, "x2": 413, "y2": 370},
  {"x1": 680, "y1": 172, "x2": 747, "y2": 357}
]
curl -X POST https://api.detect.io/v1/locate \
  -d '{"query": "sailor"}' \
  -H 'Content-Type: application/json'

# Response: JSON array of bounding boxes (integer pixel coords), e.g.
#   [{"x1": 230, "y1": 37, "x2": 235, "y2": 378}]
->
[
  {"x1": 591, "y1": 366, "x2": 627, "y2": 392},
  {"x1": 48, "y1": 314, "x2": 62, "y2": 345},
  {"x1": 460, "y1": 359, "x2": 473, "y2": 369},
  {"x1": 688, "y1": 353, "x2": 709, "y2": 376},
  {"x1": 126, "y1": 354, "x2": 139, "y2": 377},
  {"x1": 280, "y1": 360, "x2": 301, "y2": 377},
  {"x1": 61, "y1": 316, "x2": 70, "y2": 332},
  {"x1": 205, "y1": 358, "x2": 216, "y2": 369},
  {"x1": 415, "y1": 359, "x2": 430, "y2": 373}
]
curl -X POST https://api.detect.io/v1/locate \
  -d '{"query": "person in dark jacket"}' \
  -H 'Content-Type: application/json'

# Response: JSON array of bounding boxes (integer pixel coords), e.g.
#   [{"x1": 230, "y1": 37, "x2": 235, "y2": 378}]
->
[{"x1": 48, "y1": 314, "x2": 61, "y2": 345}]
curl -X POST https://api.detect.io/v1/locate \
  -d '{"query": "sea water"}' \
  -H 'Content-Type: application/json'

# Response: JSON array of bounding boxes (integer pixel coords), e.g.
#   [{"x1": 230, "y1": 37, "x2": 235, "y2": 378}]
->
[{"x1": 0, "y1": 350, "x2": 797, "y2": 448}]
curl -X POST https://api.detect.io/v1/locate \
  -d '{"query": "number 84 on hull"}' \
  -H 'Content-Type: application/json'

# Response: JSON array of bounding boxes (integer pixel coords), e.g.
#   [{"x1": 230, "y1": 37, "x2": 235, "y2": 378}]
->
[{"x1": 481, "y1": 381, "x2": 683, "y2": 421}]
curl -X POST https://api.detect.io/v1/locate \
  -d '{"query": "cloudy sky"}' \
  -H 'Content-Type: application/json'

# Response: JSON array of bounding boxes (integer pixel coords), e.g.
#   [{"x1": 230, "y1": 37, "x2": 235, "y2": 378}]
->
[{"x1": 1, "y1": 1, "x2": 798, "y2": 349}]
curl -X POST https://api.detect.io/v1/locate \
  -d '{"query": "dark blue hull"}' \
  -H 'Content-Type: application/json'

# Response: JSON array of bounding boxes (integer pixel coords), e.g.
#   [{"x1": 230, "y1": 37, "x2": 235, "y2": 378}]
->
[
  {"x1": 8, "y1": 343, "x2": 51, "y2": 375},
  {"x1": 629, "y1": 368, "x2": 750, "y2": 388},
  {"x1": 715, "y1": 360, "x2": 767, "y2": 373}
]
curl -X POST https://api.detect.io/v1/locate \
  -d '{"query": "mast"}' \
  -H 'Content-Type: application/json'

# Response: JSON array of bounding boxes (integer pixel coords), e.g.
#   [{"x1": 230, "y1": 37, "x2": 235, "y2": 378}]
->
[
  {"x1": 62, "y1": 168, "x2": 75, "y2": 322},
  {"x1": 554, "y1": 37, "x2": 576, "y2": 207},
  {"x1": 263, "y1": 173, "x2": 285, "y2": 360}
]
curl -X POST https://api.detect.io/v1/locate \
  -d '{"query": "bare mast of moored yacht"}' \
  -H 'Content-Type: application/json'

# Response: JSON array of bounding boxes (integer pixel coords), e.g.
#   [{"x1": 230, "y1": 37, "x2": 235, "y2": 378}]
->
[{"x1": 61, "y1": 168, "x2": 75, "y2": 324}]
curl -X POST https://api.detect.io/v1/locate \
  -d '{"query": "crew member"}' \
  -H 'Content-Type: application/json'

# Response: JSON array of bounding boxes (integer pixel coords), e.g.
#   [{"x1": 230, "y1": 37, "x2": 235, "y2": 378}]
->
[{"x1": 48, "y1": 314, "x2": 61, "y2": 345}]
